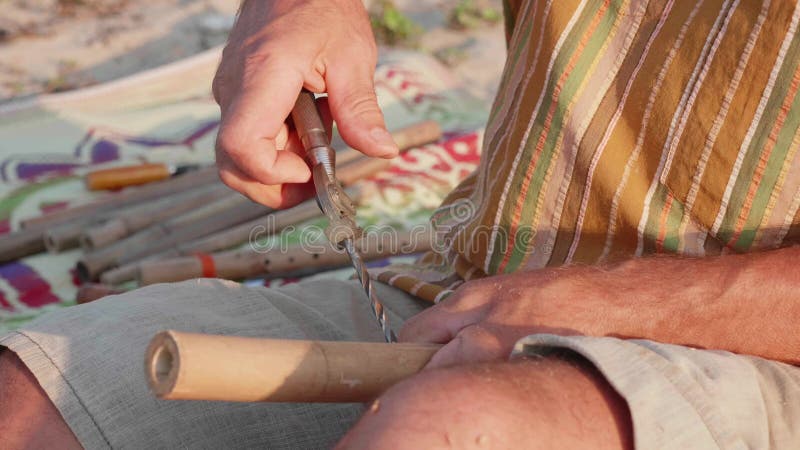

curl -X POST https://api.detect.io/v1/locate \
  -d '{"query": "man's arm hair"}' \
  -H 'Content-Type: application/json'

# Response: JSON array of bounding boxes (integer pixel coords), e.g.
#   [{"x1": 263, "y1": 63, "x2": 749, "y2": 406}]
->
[{"x1": 604, "y1": 244, "x2": 800, "y2": 364}]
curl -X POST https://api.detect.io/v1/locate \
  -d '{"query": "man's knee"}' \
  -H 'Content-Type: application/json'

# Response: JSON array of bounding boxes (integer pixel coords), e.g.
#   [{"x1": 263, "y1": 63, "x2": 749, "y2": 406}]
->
[
  {"x1": 338, "y1": 355, "x2": 632, "y2": 449},
  {"x1": 0, "y1": 348, "x2": 82, "y2": 449}
]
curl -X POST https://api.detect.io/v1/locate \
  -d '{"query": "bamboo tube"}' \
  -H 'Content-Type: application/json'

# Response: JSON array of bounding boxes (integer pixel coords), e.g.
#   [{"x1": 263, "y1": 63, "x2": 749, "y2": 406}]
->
[
  {"x1": 0, "y1": 227, "x2": 49, "y2": 264},
  {"x1": 98, "y1": 197, "x2": 327, "y2": 285},
  {"x1": 44, "y1": 219, "x2": 99, "y2": 253},
  {"x1": 337, "y1": 157, "x2": 393, "y2": 186},
  {"x1": 81, "y1": 184, "x2": 232, "y2": 250},
  {"x1": 77, "y1": 194, "x2": 270, "y2": 281},
  {"x1": 139, "y1": 228, "x2": 432, "y2": 285},
  {"x1": 75, "y1": 283, "x2": 123, "y2": 304},
  {"x1": 146, "y1": 331, "x2": 440, "y2": 403},
  {"x1": 389, "y1": 120, "x2": 441, "y2": 151},
  {"x1": 94, "y1": 152, "x2": 379, "y2": 284},
  {"x1": 176, "y1": 189, "x2": 358, "y2": 256},
  {"x1": 333, "y1": 120, "x2": 442, "y2": 166},
  {"x1": 86, "y1": 163, "x2": 172, "y2": 191},
  {"x1": 46, "y1": 185, "x2": 231, "y2": 253},
  {"x1": 20, "y1": 166, "x2": 218, "y2": 230},
  {"x1": 98, "y1": 264, "x2": 140, "y2": 286}
]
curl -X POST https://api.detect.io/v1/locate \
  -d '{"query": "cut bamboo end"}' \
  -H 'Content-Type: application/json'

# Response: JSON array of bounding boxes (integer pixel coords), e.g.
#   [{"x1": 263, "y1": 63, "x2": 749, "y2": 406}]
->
[
  {"x1": 145, "y1": 331, "x2": 440, "y2": 403},
  {"x1": 146, "y1": 332, "x2": 181, "y2": 398}
]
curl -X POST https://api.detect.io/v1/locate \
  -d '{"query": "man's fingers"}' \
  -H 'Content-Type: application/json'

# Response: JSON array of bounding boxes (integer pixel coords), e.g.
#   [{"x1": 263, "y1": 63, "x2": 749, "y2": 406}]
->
[
  {"x1": 216, "y1": 61, "x2": 311, "y2": 185},
  {"x1": 425, "y1": 325, "x2": 507, "y2": 369},
  {"x1": 216, "y1": 151, "x2": 314, "y2": 208},
  {"x1": 398, "y1": 298, "x2": 489, "y2": 344},
  {"x1": 326, "y1": 63, "x2": 398, "y2": 158}
]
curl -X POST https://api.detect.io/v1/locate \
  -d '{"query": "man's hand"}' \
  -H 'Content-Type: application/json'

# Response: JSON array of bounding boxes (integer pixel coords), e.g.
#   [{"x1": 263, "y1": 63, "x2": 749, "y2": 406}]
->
[
  {"x1": 213, "y1": 0, "x2": 398, "y2": 208},
  {"x1": 399, "y1": 246, "x2": 800, "y2": 368},
  {"x1": 399, "y1": 266, "x2": 647, "y2": 368}
]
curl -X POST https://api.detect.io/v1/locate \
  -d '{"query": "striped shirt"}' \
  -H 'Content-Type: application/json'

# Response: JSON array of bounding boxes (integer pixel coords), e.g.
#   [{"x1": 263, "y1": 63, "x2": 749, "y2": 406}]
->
[{"x1": 375, "y1": 0, "x2": 800, "y2": 303}]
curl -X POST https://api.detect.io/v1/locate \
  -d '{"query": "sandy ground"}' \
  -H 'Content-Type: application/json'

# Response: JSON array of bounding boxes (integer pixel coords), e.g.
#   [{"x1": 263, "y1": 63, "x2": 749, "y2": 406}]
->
[{"x1": 0, "y1": 0, "x2": 506, "y2": 104}]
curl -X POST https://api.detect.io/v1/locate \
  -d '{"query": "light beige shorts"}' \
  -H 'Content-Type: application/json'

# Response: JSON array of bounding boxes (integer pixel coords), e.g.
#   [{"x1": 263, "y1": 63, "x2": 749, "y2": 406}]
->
[{"x1": 2, "y1": 278, "x2": 799, "y2": 449}]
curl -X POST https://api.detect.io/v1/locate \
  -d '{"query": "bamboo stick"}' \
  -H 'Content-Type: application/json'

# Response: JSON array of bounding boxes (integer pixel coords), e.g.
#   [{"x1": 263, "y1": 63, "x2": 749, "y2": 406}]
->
[
  {"x1": 77, "y1": 193, "x2": 270, "y2": 281},
  {"x1": 21, "y1": 166, "x2": 219, "y2": 229},
  {"x1": 43, "y1": 220, "x2": 99, "y2": 253},
  {"x1": 0, "y1": 227, "x2": 49, "y2": 264},
  {"x1": 176, "y1": 189, "x2": 357, "y2": 256},
  {"x1": 138, "y1": 228, "x2": 432, "y2": 285},
  {"x1": 99, "y1": 198, "x2": 324, "y2": 285},
  {"x1": 388, "y1": 120, "x2": 441, "y2": 152},
  {"x1": 95, "y1": 155, "x2": 376, "y2": 284},
  {"x1": 98, "y1": 264, "x2": 140, "y2": 286},
  {"x1": 0, "y1": 168, "x2": 220, "y2": 262},
  {"x1": 337, "y1": 157, "x2": 392, "y2": 187},
  {"x1": 81, "y1": 184, "x2": 232, "y2": 250},
  {"x1": 332, "y1": 120, "x2": 442, "y2": 166},
  {"x1": 75, "y1": 283, "x2": 122, "y2": 304},
  {"x1": 145, "y1": 331, "x2": 440, "y2": 403},
  {"x1": 45, "y1": 184, "x2": 231, "y2": 253}
]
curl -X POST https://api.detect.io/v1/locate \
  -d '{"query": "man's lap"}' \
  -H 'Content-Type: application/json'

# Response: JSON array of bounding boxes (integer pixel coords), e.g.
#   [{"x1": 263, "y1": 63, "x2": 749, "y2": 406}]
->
[
  {"x1": 2, "y1": 278, "x2": 798, "y2": 449},
  {"x1": 0, "y1": 278, "x2": 428, "y2": 449},
  {"x1": 516, "y1": 335, "x2": 800, "y2": 448}
]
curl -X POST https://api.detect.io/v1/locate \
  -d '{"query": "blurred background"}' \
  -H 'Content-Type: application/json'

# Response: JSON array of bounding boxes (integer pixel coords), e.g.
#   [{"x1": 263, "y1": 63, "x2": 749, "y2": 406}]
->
[
  {"x1": 0, "y1": 0, "x2": 505, "y2": 104},
  {"x1": 0, "y1": 0, "x2": 505, "y2": 328}
]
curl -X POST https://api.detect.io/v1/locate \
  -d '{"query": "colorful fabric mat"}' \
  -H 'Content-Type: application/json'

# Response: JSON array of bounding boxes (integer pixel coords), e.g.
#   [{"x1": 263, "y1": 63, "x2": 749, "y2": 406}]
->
[{"x1": 0, "y1": 47, "x2": 487, "y2": 332}]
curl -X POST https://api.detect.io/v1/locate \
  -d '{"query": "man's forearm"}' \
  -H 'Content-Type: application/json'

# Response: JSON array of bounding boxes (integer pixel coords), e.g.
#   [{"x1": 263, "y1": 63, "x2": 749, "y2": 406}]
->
[
  {"x1": 400, "y1": 242, "x2": 799, "y2": 367},
  {"x1": 610, "y1": 245, "x2": 799, "y2": 364}
]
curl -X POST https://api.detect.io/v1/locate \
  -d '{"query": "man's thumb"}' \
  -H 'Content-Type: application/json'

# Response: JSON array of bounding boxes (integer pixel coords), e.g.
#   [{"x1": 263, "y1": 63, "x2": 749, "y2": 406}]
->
[{"x1": 327, "y1": 67, "x2": 398, "y2": 158}]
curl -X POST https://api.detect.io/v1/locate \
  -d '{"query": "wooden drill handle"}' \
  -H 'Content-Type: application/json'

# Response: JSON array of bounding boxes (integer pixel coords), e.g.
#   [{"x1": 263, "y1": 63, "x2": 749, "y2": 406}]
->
[{"x1": 86, "y1": 163, "x2": 171, "y2": 191}]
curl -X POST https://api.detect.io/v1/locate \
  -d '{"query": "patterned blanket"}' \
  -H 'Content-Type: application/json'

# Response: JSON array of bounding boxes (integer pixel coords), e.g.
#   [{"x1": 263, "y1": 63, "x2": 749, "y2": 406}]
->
[{"x1": 0, "y1": 48, "x2": 487, "y2": 332}]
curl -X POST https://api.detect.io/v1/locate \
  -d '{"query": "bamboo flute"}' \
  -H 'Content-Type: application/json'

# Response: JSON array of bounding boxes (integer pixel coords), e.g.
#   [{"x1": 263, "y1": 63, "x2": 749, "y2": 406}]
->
[
  {"x1": 98, "y1": 264, "x2": 140, "y2": 286},
  {"x1": 20, "y1": 166, "x2": 219, "y2": 230},
  {"x1": 0, "y1": 227, "x2": 49, "y2": 264},
  {"x1": 387, "y1": 119, "x2": 441, "y2": 152},
  {"x1": 332, "y1": 119, "x2": 441, "y2": 167},
  {"x1": 176, "y1": 188, "x2": 359, "y2": 256},
  {"x1": 77, "y1": 194, "x2": 272, "y2": 280},
  {"x1": 98, "y1": 198, "x2": 325, "y2": 285},
  {"x1": 0, "y1": 168, "x2": 220, "y2": 263},
  {"x1": 96, "y1": 156, "x2": 377, "y2": 284},
  {"x1": 81, "y1": 184, "x2": 233, "y2": 250},
  {"x1": 75, "y1": 283, "x2": 122, "y2": 304},
  {"x1": 138, "y1": 228, "x2": 432, "y2": 285},
  {"x1": 116, "y1": 201, "x2": 273, "y2": 265},
  {"x1": 145, "y1": 331, "x2": 440, "y2": 403},
  {"x1": 45, "y1": 184, "x2": 232, "y2": 253}
]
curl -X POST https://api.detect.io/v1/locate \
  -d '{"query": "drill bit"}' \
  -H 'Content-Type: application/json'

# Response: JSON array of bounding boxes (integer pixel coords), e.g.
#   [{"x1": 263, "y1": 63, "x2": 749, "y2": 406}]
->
[
  {"x1": 290, "y1": 89, "x2": 397, "y2": 343},
  {"x1": 343, "y1": 238, "x2": 397, "y2": 343}
]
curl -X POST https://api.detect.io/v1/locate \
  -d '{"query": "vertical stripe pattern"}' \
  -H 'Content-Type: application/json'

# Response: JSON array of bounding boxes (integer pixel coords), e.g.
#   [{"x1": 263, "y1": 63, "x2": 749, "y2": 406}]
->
[{"x1": 378, "y1": 0, "x2": 800, "y2": 304}]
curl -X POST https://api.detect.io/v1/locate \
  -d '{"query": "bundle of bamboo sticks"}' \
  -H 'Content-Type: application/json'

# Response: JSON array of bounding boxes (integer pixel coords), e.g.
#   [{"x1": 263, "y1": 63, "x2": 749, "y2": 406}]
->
[{"x1": 0, "y1": 121, "x2": 442, "y2": 303}]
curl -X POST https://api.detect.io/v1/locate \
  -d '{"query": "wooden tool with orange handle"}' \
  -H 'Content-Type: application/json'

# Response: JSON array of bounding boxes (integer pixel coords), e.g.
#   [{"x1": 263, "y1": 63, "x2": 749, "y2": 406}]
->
[{"x1": 85, "y1": 163, "x2": 199, "y2": 191}]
